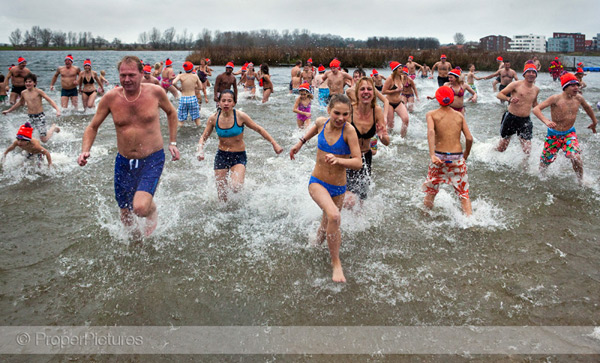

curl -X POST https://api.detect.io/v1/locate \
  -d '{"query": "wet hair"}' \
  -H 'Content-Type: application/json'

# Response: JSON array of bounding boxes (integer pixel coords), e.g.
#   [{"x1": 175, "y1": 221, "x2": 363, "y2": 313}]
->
[
  {"x1": 260, "y1": 63, "x2": 269, "y2": 75},
  {"x1": 117, "y1": 56, "x2": 143, "y2": 73},
  {"x1": 353, "y1": 68, "x2": 366, "y2": 77},
  {"x1": 342, "y1": 67, "x2": 349, "y2": 73},
  {"x1": 328, "y1": 94, "x2": 352, "y2": 112},
  {"x1": 218, "y1": 89, "x2": 237, "y2": 104},
  {"x1": 468, "y1": 63, "x2": 474, "y2": 69},
  {"x1": 0, "y1": 74, "x2": 4, "y2": 82},
  {"x1": 354, "y1": 77, "x2": 377, "y2": 109},
  {"x1": 100, "y1": 70, "x2": 106, "y2": 76},
  {"x1": 154, "y1": 62, "x2": 161, "y2": 70},
  {"x1": 295, "y1": 60, "x2": 302, "y2": 66},
  {"x1": 24, "y1": 73, "x2": 37, "y2": 84}
]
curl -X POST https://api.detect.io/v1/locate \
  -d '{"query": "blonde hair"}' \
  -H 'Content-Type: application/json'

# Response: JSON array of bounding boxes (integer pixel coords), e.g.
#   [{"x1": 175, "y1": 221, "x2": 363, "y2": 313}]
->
[{"x1": 354, "y1": 77, "x2": 377, "y2": 108}]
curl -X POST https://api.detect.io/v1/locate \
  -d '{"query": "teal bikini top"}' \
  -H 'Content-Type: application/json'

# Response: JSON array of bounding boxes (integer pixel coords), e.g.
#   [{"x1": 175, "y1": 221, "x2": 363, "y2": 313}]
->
[{"x1": 215, "y1": 109, "x2": 244, "y2": 138}]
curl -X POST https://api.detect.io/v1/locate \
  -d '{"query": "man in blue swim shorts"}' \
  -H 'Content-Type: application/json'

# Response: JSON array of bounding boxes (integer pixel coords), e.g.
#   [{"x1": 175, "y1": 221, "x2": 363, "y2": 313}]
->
[{"x1": 78, "y1": 55, "x2": 181, "y2": 237}]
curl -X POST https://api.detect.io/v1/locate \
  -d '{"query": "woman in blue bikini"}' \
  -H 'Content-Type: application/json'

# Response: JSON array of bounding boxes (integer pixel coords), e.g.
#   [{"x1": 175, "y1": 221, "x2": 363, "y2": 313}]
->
[
  {"x1": 289, "y1": 94, "x2": 362, "y2": 283},
  {"x1": 197, "y1": 90, "x2": 283, "y2": 202}
]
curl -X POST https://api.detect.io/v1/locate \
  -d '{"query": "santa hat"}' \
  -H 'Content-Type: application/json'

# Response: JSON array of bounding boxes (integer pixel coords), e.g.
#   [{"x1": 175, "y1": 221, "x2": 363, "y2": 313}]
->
[
  {"x1": 576, "y1": 67, "x2": 584, "y2": 74},
  {"x1": 318, "y1": 65, "x2": 325, "y2": 73},
  {"x1": 16, "y1": 122, "x2": 33, "y2": 141},
  {"x1": 448, "y1": 68, "x2": 461, "y2": 77},
  {"x1": 183, "y1": 61, "x2": 193, "y2": 72},
  {"x1": 523, "y1": 63, "x2": 538, "y2": 76},
  {"x1": 299, "y1": 82, "x2": 311, "y2": 92},
  {"x1": 18, "y1": 57, "x2": 26, "y2": 64},
  {"x1": 408, "y1": 55, "x2": 413, "y2": 60},
  {"x1": 402, "y1": 66, "x2": 409, "y2": 75},
  {"x1": 83, "y1": 59, "x2": 91, "y2": 67},
  {"x1": 390, "y1": 61, "x2": 401, "y2": 72},
  {"x1": 497, "y1": 56, "x2": 503, "y2": 61},
  {"x1": 143, "y1": 65, "x2": 152, "y2": 74},
  {"x1": 560, "y1": 73, "x2": 579, "y2": 90},
  {"x1": 435, "y1": 86, "x2": 454, "y2": 106},
  {"x1": 371, "y1": 69, "x2": 379, "y2": 77},
  {"x1": 65, "y1": 54, "x2": 74, "y2": 62},
  {"x1": 241, "y1": 66, "x2": 247, "y2": 72},
  {"x1": 329, "y1": 59, "x2": 341, "y2": 68},
  {"x1": 165, "y1": 58, "x2": 173, "y2": 67},
  {"x1": 440, "y1": 54, "x2": 447, "y2": 59},
  {"x1": 226, "y1": 62, "x2": 234, "y2": 69}
]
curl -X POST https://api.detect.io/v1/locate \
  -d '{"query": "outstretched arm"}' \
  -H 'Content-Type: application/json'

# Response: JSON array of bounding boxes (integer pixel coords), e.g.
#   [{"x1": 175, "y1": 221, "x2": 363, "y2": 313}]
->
[
  {"x1": 580, "y1": 97, "x2": 598, "y2": 133},
  {"x1": 78, "y1": 95, "x2": 111, "y2": 166},
  {"x1": 240, "y1": 112, "x2": 283, "y2": 154}
]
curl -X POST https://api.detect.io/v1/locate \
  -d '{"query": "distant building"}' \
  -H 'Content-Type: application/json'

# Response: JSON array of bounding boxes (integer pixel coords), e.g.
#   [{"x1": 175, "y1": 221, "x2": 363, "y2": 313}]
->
[
  {"x1": 508, "y1": 34, "x2": 546, "y2": 53},
  {"x1": 479, "y1": 35, "x2": 511, "y2": 51},
  {"x1": 585, "y1": 40, "x2": 593, "y2": 51},
  {"x1": 592, "y1": 33, "x2": 600, "y2": 51},
  {"x1": 547, "y1": 37, "x2": 574, "y2": 53},
  {"x1": 552, "y1": 32, "x2": 585, "y2": 52}
]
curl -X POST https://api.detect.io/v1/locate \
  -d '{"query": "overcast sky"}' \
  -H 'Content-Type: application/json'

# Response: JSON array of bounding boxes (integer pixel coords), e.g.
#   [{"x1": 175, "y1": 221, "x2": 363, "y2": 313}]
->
[{"x1": 2, "y1": 0, "x2": 599, "y2": 45}]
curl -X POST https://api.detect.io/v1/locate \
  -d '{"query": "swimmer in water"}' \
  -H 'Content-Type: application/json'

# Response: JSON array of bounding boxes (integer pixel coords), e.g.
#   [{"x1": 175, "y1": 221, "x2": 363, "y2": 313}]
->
[
  {"x1": 293, "y1": 82, "x2": 313, "y2": 128},
  {"x1": 2, "y1": 122, "x2": 52, "y2": 167}
]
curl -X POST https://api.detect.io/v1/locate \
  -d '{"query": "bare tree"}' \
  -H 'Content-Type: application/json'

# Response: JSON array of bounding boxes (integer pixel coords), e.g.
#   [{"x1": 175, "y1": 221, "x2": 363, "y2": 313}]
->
[
  {"x1": 40, "y1": 28, "x2": 53, "y2": 47},
  {"x1": 453, "y1": 32, "x2": 465, "y2": 45},
  {"x1": 138, "y1": 31, "x2": 148, "y2": 45},
  {"x1": 149, "y1": 27, "x2": 161, "y2": 49},
  {"x1": 162, "y1": 27, "x2": 176, "y2": 49},
  {"x1": 67, "y1": 31, "x2": 77, "y2": 47},
  {"x1": 52, "y1": 31, "x2": 67, "y2": 47},
  {"x1": 9, "y1": 29, "x2": 22, "y2": 46}
]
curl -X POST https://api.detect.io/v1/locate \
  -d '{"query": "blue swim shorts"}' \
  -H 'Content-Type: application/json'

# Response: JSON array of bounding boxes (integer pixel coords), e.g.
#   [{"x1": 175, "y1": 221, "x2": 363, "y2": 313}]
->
[{"x1": 114, "y1": 149, "x2": 165, "y2": 210}]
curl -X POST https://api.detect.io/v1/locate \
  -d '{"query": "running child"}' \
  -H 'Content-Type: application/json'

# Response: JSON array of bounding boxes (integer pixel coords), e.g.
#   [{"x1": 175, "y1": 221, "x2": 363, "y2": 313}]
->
[
  {"x1": 2, "y1": 122, "x2": 52, "y2": 167},
  {"x1": 293, "y1": 82, "x2": 313, "y2": 128}
]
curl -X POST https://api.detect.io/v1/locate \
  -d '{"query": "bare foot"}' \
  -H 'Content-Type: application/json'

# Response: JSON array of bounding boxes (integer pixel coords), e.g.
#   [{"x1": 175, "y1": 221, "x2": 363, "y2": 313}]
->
[
  {"x1": 332, "y1": 264, "x2": 346, "y2": 283},
  {"x1": 52, "y1": 124, "x2": 60, "y2": 133},
  {"x1": 144, "y1": 211, "x2": 158, "y2": 237}
]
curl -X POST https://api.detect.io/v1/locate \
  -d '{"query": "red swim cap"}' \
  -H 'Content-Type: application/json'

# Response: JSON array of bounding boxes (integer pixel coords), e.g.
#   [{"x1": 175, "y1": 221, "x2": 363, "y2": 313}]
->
[
  {"x1": 402, "y1": 66, "x2": 409, "y2": 75},
  {"x1": 560, "y1": 73, "x2": 579, "y2": 90},
  {"x1": 307, "y1": 58, "x2": 313, "y2": 63},
  {"x1": 390, "y1": 61, "x2": 401, "y2": 72},
  {"x1": 16, "y1": 122, "x2": 33, "y2": 141},
  {"x1": 435, "y1": 86, "x2": 454, "y2": 106},
  {"x1": 183, "y1": 61, "x2": 193, "y2": 72}
]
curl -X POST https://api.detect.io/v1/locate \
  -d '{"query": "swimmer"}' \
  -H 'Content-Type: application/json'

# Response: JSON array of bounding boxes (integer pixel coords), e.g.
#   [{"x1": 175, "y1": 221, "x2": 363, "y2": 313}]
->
[
  {"x1": 382, "y1": 61, "x2": 410, "y2": 136},
  {"x1": 533, "y1": 72, "x2": 597, "y2": 183},
  {"x1": 3, "y1": 73, "x2": 61, "y2": 142},
  {"x1": 344, "y1": 77, "x2": 390, "y2": 209},
  {"x1": 442, "y1": 68, "x2": 477, "y2": 114},
  {"x1": 492, "y1": 56, "x2": 504, "y2": 92},
  {"x1": 141, "y1": 65, "x2": 160, "y2": 85},
  {"x1": 78, "y1": 55, "x2": 180, "y2": 238},
  {"x1": 160, "y1": 58, "x2": 179, "y2": 99},
  {"x1": 78, "y1": 59, "x2": 104, "y2": 111},
  {"x1": 370, "y1": 69, "x2": 386, "y2": 91},
  {"x1": 431, "y1": 54, "x2": 452, "y2": 87},
  {"x1": 152, "y1": 62, "x2": 163, "y2": 81},
  {"x1": 214, "y1": 62, "x2": 238, "y2": 104},
  {"x1": 423, "y1": 86, "x2": 473, "y2": 215},
  {"x1": 196, "y1": 58, "x2": 211, "y2": 90},
  {"x1": 346, "y1": 69, "x2": 390, "y2": 120},
  {"x1": 405, "y1": 55, "x2": 423, "y2": 80},
  {"x1": 197, "y1": 90, "x2": 283, "y2": 202},
  {"x1": 243, "y1": 63, "x2": 257, "y2": 99},
  {"x1": 301, "y1": 63, "x2": 314, "y2": 85},
  {"x1": 465, "y1": 64, "x2": 479, "y2": 102},
  {"x1": 400, "y1": 66, "x2": 420, "y2": 113},
  {"x1": 290, "y1": 60, "x2": 303, "y2": 93},
  {"x1": 480, "y1": 60, "x2": 518, "y2": 103},
  {"x1": 0, "y1": 74, "x2": 6, "y2": 104},
  {"x1": 291, "y1": 69, "x2": 302, "y2": 94},
  {"x1": 172, "y1": 61, "x2": 204, "y2": 127},
  {"x1": 50, "y1": 54, "x2": 80, "y2": 109},
  {"x1": 494, "y1": 63, "x2": 540, "y2": 155},
  {"x1": 2, "y1": 122, "x2": 52, "y2": 167},
  {"x1": 321, "y1": 59, "x2": 354, "y2": 100},
  {"x1": 257, "y1": 63, "x2": 273, "y2": 103},
  {"x1": 4, "y1": 57, "x2": 31, "y2": 105},
  {"x1": 419, "y1": 63, "x2": 431, "y2": 78},
  {"x1": 289, "y1": 94, "x2": 362, "y2": 283},
  {"x1": 575, "y1": 68, "x2": 587, "y2": 92},
  {"x1": 313, "y1": 65, "x2": 329, "y2": 108},
  {"x1": 293, "y1": 82, "x2": 313, "y2": 128}
]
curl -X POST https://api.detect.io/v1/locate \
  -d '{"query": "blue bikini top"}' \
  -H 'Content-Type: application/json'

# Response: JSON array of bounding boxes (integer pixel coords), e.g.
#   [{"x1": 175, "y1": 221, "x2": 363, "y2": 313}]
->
[
  {"x1": 317, "y1": 119, "x2": 351, "y2": 155},
  {"x1": 215, "y1": 109, "x2": 244, "y2": 138}
]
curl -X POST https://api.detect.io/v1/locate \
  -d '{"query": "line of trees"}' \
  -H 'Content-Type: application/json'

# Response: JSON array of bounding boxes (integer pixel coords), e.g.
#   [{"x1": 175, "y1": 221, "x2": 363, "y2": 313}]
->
[{"x1": 7, "y1": 26, "x2": 441, "y2": 51}]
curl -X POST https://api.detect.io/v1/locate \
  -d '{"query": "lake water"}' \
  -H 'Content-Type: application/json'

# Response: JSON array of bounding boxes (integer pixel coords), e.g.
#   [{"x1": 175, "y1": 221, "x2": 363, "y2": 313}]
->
[{"x1": 1, "y1": 50, "x2": 599, "y2": 360}]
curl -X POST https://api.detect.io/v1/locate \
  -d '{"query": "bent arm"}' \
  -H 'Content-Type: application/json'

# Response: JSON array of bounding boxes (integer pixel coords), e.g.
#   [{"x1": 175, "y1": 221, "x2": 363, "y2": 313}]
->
[{"x1": 532, "y1": 96, "x2": 556, "y2": 128}]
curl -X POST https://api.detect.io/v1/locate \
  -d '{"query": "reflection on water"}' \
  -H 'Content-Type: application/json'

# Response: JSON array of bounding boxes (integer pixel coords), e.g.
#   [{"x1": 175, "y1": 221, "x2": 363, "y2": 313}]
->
[{"x1": 1, "y1": 52, "x2": 600, "y2": 341}]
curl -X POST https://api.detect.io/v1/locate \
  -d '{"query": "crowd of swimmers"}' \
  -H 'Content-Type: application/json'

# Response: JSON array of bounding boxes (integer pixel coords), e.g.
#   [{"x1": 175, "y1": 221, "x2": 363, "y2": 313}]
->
[{"x1": 1, "y1": 54, "x2": 598, "y2": 283}]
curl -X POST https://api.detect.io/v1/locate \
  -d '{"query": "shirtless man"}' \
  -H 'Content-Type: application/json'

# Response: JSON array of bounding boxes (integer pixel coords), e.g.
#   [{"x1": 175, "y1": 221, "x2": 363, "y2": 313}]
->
[
  {"x1": 405, "y1": 56, "x2": 423, "y2": 80},
  {"x1": 3, "y1": 73, "x2": 61, "y2": 142},
  {"x1": 78, "y1": 56, "x2": 180, "y2": 238},
  {"x1": 423, "y1": 86, "x2": 473, "y2": 215},
  {"x1": 141, "y1": 65, "x2": 160, "y2": 85},
  {"x1": 313, "y1": 65, "x2": 329, "y2": 107},
  {"x1": 481, "y1": 61, "x2": 518, "y2": 103},
  {"x1": 2, "y1": 122, "x2": 52, "y2": 167},
  {"x1": 290, "y1": 60, "x2": 302, "y2": 93},
  {"x1": 290, "y1": 69, "x2": 302, "y2": 94},
  {"x1": 160, "y1": 58, "x2": 179, "y2": 99},
  {"x1": 301, "y1": 64, "x2": 314, "y2": 86},
  {"x1": 492, "y1": 56, "x2": 504, "y2": 91},
  {"x1": 213, "y1": 62, "x2": 238, "y2": 104},
  {"x1": 4, "y1": 57, "x2": 31, "y2": 105},
  {"x1": 321, "y1": 59, "x2": 353, "y2": 102},
  {"x1": 532, "y1": 72, "x2": 597, "y2": 183},
  {"x1": 50, "y1": 54, "x2": 80, "y2": 109},
  {"x1": 172, "y1": 61, "x2": 204, "y2": 127},
  {"x1": 494, "y1": 63, "x2": 540, "y2": 155},
  {"x1": 431, "y1": 55, "x2": 452, "y2": 87}
]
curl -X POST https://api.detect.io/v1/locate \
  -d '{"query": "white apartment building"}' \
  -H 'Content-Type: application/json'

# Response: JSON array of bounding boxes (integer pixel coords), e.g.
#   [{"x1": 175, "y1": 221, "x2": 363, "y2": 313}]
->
[{"x1": 508, "y1": 34, "x2": 546, "y2": 53}]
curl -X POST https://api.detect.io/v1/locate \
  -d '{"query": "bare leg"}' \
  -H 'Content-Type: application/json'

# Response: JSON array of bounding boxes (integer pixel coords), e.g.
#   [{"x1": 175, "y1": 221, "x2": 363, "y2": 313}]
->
[
  {"x1": 424, "y1": 193, "x2": 436, "y2": 209},
  {"x1": 492, "y1": 79, "x2": 498, "y2": 92},
  {"x1": 460, "y1": 197, "x2": 473, "y2": 216},
  {"x1": 386, "y1": 105, "x2": 395, "y2": 130},
  {"x1": 570, "y1": 155, "x2": 584, "y2": 183},
  {"x1": 70, "y1": 96, "x2": 78, "y2": 110},
  {"x1": 342, "y1": 191, "x2": 358, "y2": 209},
  {"x1": 309, "y1": 184, "x2": 346, "y2": 283},
  {"x1": 214, "y1": 169, "x2": 229, "y2": 202},
  {"x1": 40, "y1": 124, "x2": 60, "y2": 143},
  {"x1": 262, "y1": 89, "x2": 272, "y2": 103},
  {"x1": 9, "y1": 92, "x2": 19, "y2": 105},
  {"x1": 496, "y1": 138, "x2": 511, "y2": 152},
  {"x1": 81, "y1": 93, "x2": 89, "y2": 110},
  {"x1": 60, "y1": 96, "x2": 69, "y2": 109},
  {"x1": 229, "y1": 164, "x2": 246, "y2": 194},
  {"x1": 395, "y1": 103, "x2": 410, "y2": 138},
  {"x1": 194, "y1": 118, "x2": 201, "y2": 127},
  {"x1": 87, "y1": 92, "x2": 97, "y2": 109},
  {"x1": 519, "y1": 138, "x2": 531, "y2": 155},
  {"x1": 132, "y1": 191, "x2": 158, "y2": 236},
  {"x1": 168, "y1": 86, "x2": 179, "y2": 99}
]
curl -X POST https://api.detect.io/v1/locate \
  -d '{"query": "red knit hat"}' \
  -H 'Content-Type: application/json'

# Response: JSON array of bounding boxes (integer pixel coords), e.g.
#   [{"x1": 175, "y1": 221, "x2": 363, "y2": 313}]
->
[
  {"x1": 318, "y1": 65, "x2": 325, "y2": 73},
  {"x1": 299, "y1": 82, "x2": 311, "y2": 92},
  {"x1": 402, "y1": 66, "x2": 409, "y2": 75},
  {"x1": 241, "y1": 66, "x2": 247, "y2": 72},
  {"x1": 307, "y1": 58, "x2": 313, "y2": 63},
  {"x1": 165, "y1": 58, "x2": 173, "y2": 67},
  {"x1": 449, "y1": 68, "x2": 461, "y2": 77},
  {"x1": 371, "y1": 69, "x2": 379, "y2": 77},
  {"x1": 143, "y1": 65, "x2": 152, "y2": 74},
  {"x1": 18, "y1": 57, "x2": 26, "y2": 64},
  {"x1": 16, "y1": 122, "x2": 33, "y2": 141},
  {"x1": 329, "y1": 59, "x2": 341, "y2": 68},
  {"x1": 440, "y1": 54, "x2": 447, "y2": 59},
  {"x1": 435, "y1": 86, "x2": 454, "y2": 106},
  {"x1": 523, "y1": 63, "x2": 538, "y2": 76},
  {"x1": 65, "y1": 54, "x2": 74, "y2": 62},
  {"x1": 183, "y1": 61, "x2": 193, "y2": 72},
  {"x1": 577, "y1": 62, "x2": 583, "y2": 67},
  {"x1": 576, "y1": 67, "x2": 584, "y2": 74},
  {"x1": 408, "y1": 55, "x2": 413, "y2": 60},
  {"x1": 83, "y1": 59, "x2": 91, "y2": 66},
  {"x1": 497, "y1": 56, "x2": 503, "y2": 61},
  {"x1": 560, "y1": 73, "x2": 579, "y2": 90},
  {"x1": 226, "y1": 62, "x2": 234, "y2": 68},
  {"x1": 390, "y1": 61, "x2": 401, "y2": 72}
]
